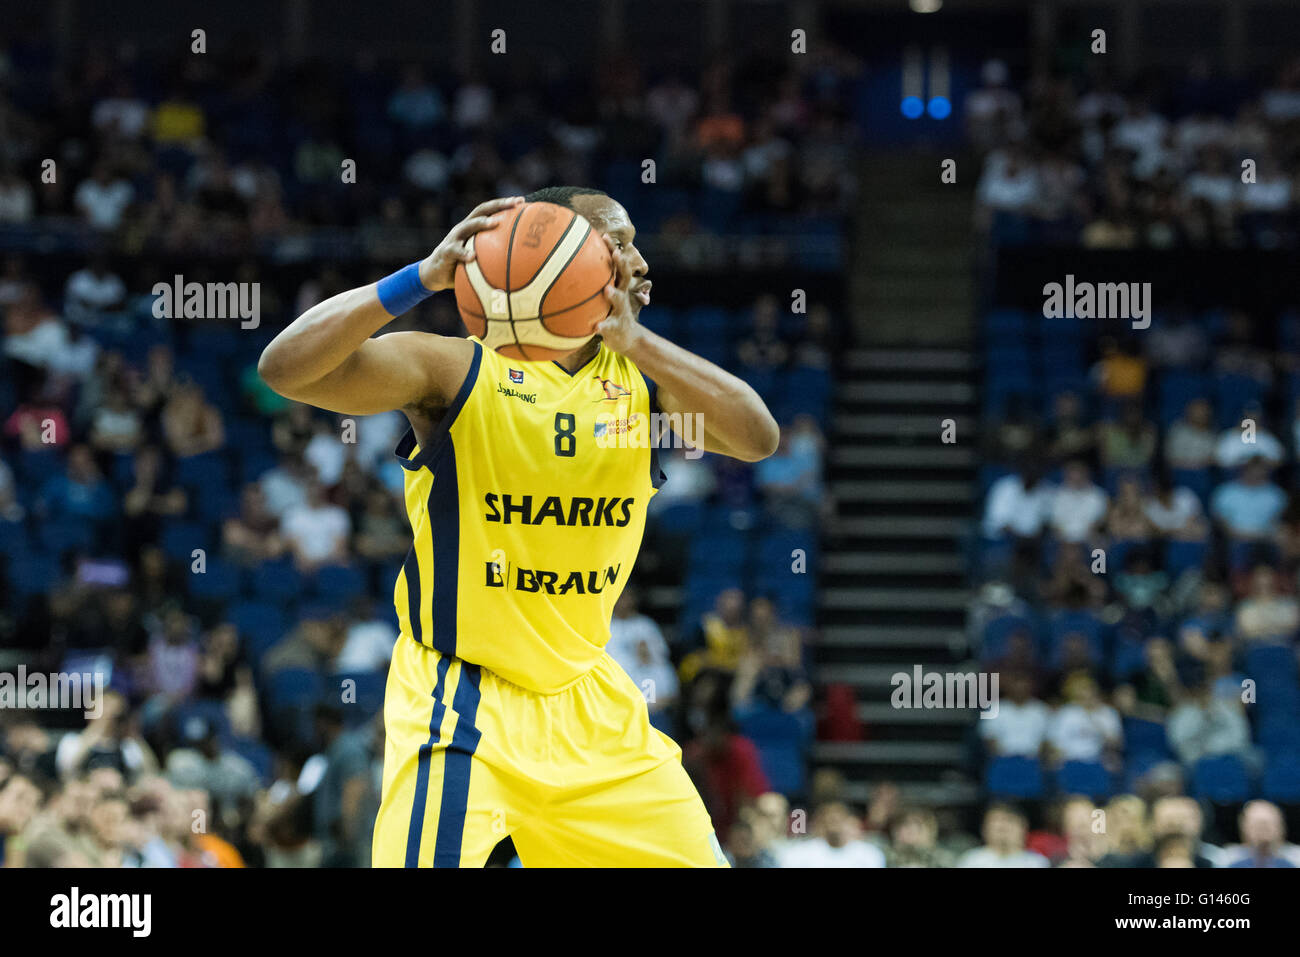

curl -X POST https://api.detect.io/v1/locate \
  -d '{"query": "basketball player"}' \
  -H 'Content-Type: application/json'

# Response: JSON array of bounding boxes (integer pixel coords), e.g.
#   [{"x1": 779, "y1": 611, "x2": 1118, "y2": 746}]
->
[{"x1": 258, "y1": 187, "x2": 779, "y2": 867}]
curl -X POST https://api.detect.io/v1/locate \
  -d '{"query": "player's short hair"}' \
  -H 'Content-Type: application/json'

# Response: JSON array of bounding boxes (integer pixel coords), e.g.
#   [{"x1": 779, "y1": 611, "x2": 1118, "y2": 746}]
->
[{"x1": 524, "y1": 186, "x2": 608, "y2": 209}]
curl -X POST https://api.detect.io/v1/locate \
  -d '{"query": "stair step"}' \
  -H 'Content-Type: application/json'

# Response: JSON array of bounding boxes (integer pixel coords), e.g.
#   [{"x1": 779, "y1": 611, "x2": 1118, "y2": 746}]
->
[
  {"x1": 839, "y1": 381, "x2": 976, "y2": 405},
  {"x1": 818, "y1": 663, "x2": 978, "y2": 689},
  {"x1": 814, "y1": 740, "x2": 969, "y2": 765},
  {"x1": 844, "y1": 349, "x2": 975, "y2": 372},
  {"x1": 829, "y1": 446, "x2": 975, "y2": 469},
  {"x1": 832, "y1": 480, "x2": 972, "y2": 503},
  {"x1": 834, "y1": 413, "x2": 973, "y2": 437},
  {"x1": 823, "y1": 553, "x2": 966, "y2": 575},
  {"x1": 855, "y1": 703, "x2": 978, "y2": 725},
  {"x1": 832, "y1": 515, "x2": 971, "y2": 538},
  {"x1": 820, "y1": 625, "x2": 967, "y2": 649},
  {"x1": 820, "y1": 587, "x2": 969, "y2": 611}
]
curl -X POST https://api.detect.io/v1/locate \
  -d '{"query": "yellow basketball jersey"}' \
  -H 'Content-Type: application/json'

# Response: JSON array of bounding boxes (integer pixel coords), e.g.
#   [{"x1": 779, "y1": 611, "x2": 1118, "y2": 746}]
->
[{"x1": 392, "y1": 337, "x2": 664, "y2": 694}]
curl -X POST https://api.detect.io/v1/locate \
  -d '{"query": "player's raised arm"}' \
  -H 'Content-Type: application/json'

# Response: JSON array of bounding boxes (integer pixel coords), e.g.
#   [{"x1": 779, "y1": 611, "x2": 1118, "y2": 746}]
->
[
  {"x1": 595, "y1": 240, "x2": 780, "y2": 464},
  {"x1": 257, "y1": 196, "x2": 523, "y2": 416}
]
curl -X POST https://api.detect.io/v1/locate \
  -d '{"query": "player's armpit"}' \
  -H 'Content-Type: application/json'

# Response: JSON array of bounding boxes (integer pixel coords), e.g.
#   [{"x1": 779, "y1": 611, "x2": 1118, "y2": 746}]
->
[{"x1": 271, "y1": 331, "x2": 474, "y2": 417}]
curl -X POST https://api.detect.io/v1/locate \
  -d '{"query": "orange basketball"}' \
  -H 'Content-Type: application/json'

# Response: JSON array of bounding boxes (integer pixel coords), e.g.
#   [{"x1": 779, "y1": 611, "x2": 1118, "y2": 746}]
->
[{"x1": 454, "y1": 201, "x2": 615, "y2": 361}]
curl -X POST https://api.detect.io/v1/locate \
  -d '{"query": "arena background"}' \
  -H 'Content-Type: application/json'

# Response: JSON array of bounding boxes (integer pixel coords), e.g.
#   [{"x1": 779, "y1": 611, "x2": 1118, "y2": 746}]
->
[{"x1": 1, "y1": 0, "x2": 1299, "y2": 869}]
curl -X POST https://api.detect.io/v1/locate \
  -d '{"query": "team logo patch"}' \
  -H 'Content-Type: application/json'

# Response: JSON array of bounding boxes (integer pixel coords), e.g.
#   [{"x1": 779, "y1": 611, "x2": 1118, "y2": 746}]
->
[
  {"x1": 594, "y1": 376, "x2": 632, "y2": 401},
  {"x1": 509, "y1": 368, "x2": 524, "y2": 384}
]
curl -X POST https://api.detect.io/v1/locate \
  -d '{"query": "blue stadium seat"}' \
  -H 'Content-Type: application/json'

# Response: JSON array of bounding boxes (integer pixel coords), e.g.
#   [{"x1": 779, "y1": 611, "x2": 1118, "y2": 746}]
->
[
  {"x1": 688, "y1": 530, "x2": 748, "y2": 573},
  {"x1": 1157, "y1": 371, "x2": 1210, "y2": 426},
  {"x1": 1190, "y1": 754, "x2": 1253, "y2": 803},
  {"x1": 1124, "y1": 749, "x2": 1175, "y2": 791},
  {"x1": 193, "y1": 481, "x2": 239, "y2": 520},
  {"x1": 1170, "y1": 468, "x2": 1213, "y2": 506},
  {"x1": 1123, "y1": 717, "x2": 1171, "y2": 758},
  {"x1": 1259, "y1": 717, "x2": 1300, "y2": 755},
  {"x1": 161, "y1": 521, "x2": 210, "y2": 562},
  {"x1": 175, "y1": 451, "x2": 230, "y2": 489},
  {"x1": 981, "y1": 613, "x2": 1036, "y2": 662},
  {"x1": 1057, "y1": 760, "x2": 1114, "y2": 798},
  {"x1": 267, "y1": 667, "x2": 325, "y2": 709},
  {"x1": 313, "y1": 563, "x2": 367, "y2": 604},
  {"x1": 172, "y1": 699, "x2": 234, "y2": 745},
  {"x1": 337, "y1": 670, "x2": 386, "y2": 724},
  {"x1": 1046, "y1": 609, "x2": 1104, "y2": 666},
  {"x1": 779, "y1": 367, "x2": 831, "y2": 419},
  {"x1": 0, "y1": 520, "x2": 31, "y2": 557},
  {"x1": 651, "y1": 501, "x2": 703, "y2": 535},
  {"x1": 985, "y1": 755, "x2": 1045, "y2": 798},
  {"x1": 1261, "y1": 752, "x2": 1300, "y2": 803},
  {"x1": 1111, "y1": 635, "x2": 1149, "y2": 682},
  {"x1": 1244, "y1": 645, "x2": 1299, "y2": 685},
  {"x1": 1214, "y1": 373, "x2": 1266, "y2": 430},
  {"x1": 251, "y1": 558, "x2": 303, "y2": 602},
  {"x1": 188, "y1": 557, "x2": 241, "y2": 602},
  {"x1": 231, "y1": 736, "x2": 274, "y2": 785},
  {"x1": 756, "y1": 530, "x2": 818, "y2": 575},
  {"x1": 735, "y1": 703, "x2": 812, "y2": 797},
  {"x1": 228, "y1": 600, "x2": 288, "y2": 666},
  {"x1": 39, "y1": 519, "x2": 94, "y2": 556},
  {"x1": 1164, "y1": 539, "x2": 1209, "y2": 576},
  {"x1": 8, "y1": 555, "x2": 60, "y2": 597},
  {"x1": 240, "y1": 450, "x2": 279, "y2": 484}
]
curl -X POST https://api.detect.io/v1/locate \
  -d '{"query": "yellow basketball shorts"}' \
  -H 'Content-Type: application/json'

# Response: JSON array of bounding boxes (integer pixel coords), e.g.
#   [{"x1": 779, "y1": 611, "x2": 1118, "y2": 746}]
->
[{"x1": 372, "y1": 635, "x2": 727, "y2": 867}]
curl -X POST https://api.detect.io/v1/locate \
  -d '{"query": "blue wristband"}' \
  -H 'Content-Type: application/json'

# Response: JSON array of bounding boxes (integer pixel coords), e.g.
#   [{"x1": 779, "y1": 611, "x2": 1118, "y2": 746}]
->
[{"x1": 376, "y1": 262, "x2": 434, "y2": 316}]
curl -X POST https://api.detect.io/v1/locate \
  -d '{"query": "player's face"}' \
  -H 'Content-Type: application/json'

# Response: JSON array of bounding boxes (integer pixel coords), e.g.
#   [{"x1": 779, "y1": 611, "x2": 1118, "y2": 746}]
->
[{"x1": 573, "y1": 195, "x2": 651, "y2": 309}]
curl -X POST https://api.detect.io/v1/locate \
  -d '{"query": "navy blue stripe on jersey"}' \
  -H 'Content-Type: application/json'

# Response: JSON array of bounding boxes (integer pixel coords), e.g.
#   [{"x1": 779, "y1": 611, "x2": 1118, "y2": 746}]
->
[
  {"x1": 405, "y1": 652, "x2": 453, "y2": 867},
  {"x1": 426, "y1": 441, "x2": 461, "y2": 657},
  {"x1": 394, "y1": 340, "x2": 483, "y2": 472},
  {"x1": 644, "y1": 375, "x2": 667, "y2": 490},
  {"x1": 401, "y1": 545, "x2": 422, "y2": 644},
  {"x1": 433, "y1": 662, "x2": 483, "y2": 868}
]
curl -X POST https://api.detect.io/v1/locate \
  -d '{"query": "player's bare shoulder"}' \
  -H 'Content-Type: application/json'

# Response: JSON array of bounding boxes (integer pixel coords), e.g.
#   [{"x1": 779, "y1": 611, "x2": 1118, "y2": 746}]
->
[{"x1": 385, "y1": 331, "x2": 477, "y2": 423}]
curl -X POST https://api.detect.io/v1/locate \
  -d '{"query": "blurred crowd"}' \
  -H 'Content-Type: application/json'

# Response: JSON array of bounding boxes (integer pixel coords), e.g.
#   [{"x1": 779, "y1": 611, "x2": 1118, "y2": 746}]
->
[
  {"x1": 971, "y1": 56, "x2": 1300, "y2": 248},
  {"x1": 0, "y1": 38, "x2": 862, "y2": 255}
]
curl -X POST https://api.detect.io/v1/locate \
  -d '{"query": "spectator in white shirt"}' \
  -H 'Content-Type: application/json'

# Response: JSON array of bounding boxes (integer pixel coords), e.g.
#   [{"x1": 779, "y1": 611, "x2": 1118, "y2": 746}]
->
[
  {"x1": 980, "y1": 671, "x2": 1049, "y2": 758},
  {"x1": 1143, "y1": 471, "x2": 1208, "y2": 540},
  {"x1": 1047, "y1": 672, "x2": 1122, "y2": 766},
  {"x1": 64, "y1": 255, "x2": 127, "y2": 323},
  {"x1": 1111, "y1": 100, "x2": 1169, "y2": 169},
  {"x1": 982, "y1": 461, "x2": 1054, "y2": 541},
  {"x1": 1164, "y1": 398, "x2": 1217, "y2": 469},
  {"x1": 91, "y1": 79, "x2": 150, "y2": 140},
  {"x1": 957, "y1": 804, "x2": 1050, "y2": 867},
  {"x1": 74, "y1": 164, "x2": 134, "y2": 231},
  {"x1": 776, "y1": 802, "x2": 886, "y2": 868},
  {"x1": 1167, "y1": 669, "x2": 1254, "y2": 770},
  {"x1": 0, "y1": 170, "x2": 34, "y2": 223},
  {"x1": 1048, "y1": 460, "x2": 1108, "y2": 543},
  {"x1": 281, "y1": 482, "x2": 352, "y2": 571},
  {"x1": 1215, "y1": 406, "x2": 1284, "y2": 469},
  {"x1": 605, "y1": 589, "x2": 678, "y2": 718},
  {"x1": 976, "y1": 146, "x2": 1041, "y2": 220},
  {"x1": 334, "y1": 599, "x2": 399, "y2": 673}
]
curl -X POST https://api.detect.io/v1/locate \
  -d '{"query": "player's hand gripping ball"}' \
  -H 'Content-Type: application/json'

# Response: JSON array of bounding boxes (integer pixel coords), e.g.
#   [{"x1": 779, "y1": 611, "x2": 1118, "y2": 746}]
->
[{"x1": 454, "y1": 201, "x2": 615, "y2": 361}]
